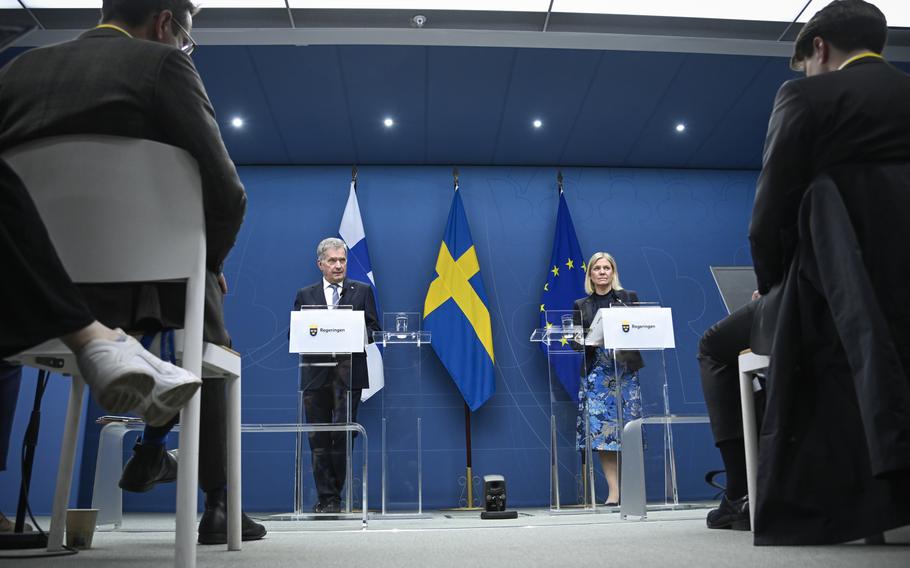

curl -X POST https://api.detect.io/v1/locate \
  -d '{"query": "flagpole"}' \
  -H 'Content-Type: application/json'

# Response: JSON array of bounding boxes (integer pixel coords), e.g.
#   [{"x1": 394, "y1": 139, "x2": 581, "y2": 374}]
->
[
  {"x1": 448, "y1": 165, "x2": 481, "y2": 511},
  {"x1": 455, "y1": 166, "x2": 479, "y2": 509},
  {"x1": 463, "y1": 401, "x2": 480, "y2": 509}
]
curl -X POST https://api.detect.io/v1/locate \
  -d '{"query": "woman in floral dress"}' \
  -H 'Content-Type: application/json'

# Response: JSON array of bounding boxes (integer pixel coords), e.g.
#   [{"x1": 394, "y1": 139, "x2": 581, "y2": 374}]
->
[{"x1": 573, "y1": 252, "x2": 644, "y2": 506}]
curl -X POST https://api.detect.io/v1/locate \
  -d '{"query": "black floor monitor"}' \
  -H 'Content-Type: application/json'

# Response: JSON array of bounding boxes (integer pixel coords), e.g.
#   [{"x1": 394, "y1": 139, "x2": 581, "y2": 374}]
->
[{"x1": 709, "y1": 266, "x2": 757, "y2": 315}]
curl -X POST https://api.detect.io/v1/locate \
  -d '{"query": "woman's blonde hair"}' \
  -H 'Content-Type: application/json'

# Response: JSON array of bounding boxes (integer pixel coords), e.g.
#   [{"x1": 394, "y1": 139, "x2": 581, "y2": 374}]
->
[{"x1": 584, "y1": 252, "x2": 623, "y2": 295}]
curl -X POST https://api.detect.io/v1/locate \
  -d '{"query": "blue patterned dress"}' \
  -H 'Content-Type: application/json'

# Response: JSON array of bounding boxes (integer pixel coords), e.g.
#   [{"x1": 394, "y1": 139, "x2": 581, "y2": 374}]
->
[{"x1": 576, "y1": 347, "x2": 642, "y2": 451}]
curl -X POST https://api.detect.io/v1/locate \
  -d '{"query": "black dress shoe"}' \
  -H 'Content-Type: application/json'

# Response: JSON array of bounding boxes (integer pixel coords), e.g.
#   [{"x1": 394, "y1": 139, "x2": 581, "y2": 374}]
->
[
  {"x1": 313, "y1": 499, "x2": 342, "y2": 514},
  {"x1": 119, "y1": 442, "x2": 178, "y2": 493},
  {"x1": 706, "y1": 493, "x2": 750, "y2": 531},
  {"x1": 197, "y1": 488, "x2": 267, "y2": 545}
]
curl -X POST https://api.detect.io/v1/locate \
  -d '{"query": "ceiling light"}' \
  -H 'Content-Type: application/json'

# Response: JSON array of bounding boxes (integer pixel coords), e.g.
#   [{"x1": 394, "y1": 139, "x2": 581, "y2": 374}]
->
[
  {"x1": 675, "y1": 123, "x2": 686, "y2": 133},
  {"x1": 533, "y1": 119, "x2": 543, "y2": 129},
  {"x1": 383, "y1": 117, "x2": 395, "y2": 127},
  {"x1": 231, "y1": 117, "x2": 244, "y2": 128}
]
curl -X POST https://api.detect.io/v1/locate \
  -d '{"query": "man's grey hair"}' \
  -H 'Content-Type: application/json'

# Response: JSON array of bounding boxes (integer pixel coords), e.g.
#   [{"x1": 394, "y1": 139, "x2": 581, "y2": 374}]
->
[{"x1": 316, "y1": 237, "x2": 347, "y2": 261}]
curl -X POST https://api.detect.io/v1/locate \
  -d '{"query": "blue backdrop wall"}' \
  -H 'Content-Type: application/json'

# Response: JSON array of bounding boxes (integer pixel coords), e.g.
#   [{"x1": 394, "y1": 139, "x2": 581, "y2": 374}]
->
[{"x1": 1, "y1": 164, "x2": 758, "y2": 514}]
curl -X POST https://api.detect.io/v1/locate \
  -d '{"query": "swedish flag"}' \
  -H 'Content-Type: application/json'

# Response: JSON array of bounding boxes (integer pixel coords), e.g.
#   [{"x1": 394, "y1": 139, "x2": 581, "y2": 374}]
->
[
  {"x1": 540, "y1": 189, "x2": 586, "y2": 401},
  {"x1": 424, "y1": 188, "x2": 495, "y2": 411}
]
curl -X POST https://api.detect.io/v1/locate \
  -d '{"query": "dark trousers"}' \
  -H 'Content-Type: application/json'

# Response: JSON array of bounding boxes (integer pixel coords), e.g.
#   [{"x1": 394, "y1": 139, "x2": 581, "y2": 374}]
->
[
  {"x1": 302, "y1": 381, "x2": 361, "y2": 503},
  {"x1": 0, "y1": 363, "x2": 22, "y2": 472},
  {"x1": 143, "y1": 378, "x2": 227, "y2": 492},
  {"x1": 698, "y1": 300, "x2": 758, "y2": 445},
  {"x1": 0, "y1": 160, "x2": 94, "y2": 359}
]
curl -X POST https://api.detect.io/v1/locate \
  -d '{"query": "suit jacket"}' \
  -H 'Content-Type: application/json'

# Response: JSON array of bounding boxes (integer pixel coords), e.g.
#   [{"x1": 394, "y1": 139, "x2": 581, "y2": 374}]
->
[
  {"x1": 293, "y1": 279, "x2": 381, "y2": 391},
  {"x1": 749, "y1": 57, "x2": 910, "y2": 295},
  {"x1": 573, "y1": 289, "x2": 645, "y2": 373},
  {"x1": 0, "y1": 27, "x2": 246, "y2": 345}
]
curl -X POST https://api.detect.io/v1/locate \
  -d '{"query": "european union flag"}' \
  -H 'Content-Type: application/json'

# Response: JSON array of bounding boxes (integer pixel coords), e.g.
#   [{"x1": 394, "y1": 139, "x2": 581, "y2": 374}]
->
[
  {"x1": 424, "y1": 188, "x2": 495, "y2": 411},
  {"x1": 540, "y1": 189, "x2": 586, "y2": 401}
]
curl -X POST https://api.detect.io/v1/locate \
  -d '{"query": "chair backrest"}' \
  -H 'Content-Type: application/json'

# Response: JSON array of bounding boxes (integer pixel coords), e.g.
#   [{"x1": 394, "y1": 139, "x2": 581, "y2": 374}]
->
[{"x1": 2, "y1": 135, "x2": 205, "y2": 283}]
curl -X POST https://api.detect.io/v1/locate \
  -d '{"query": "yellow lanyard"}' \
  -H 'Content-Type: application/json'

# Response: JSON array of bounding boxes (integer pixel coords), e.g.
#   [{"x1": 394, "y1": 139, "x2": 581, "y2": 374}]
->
[
  {"x1": 838, "y1": 52, "x2": 884, "y2": 70},
  {"x1": 94, "y1": 24, "x2": 132, "y2": 38}
]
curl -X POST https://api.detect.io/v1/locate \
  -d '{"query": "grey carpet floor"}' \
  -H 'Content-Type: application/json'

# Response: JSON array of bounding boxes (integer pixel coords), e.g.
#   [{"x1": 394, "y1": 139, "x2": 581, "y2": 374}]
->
[{"x1": 2, "y1": 508, "x2": 908, "y2": 567}]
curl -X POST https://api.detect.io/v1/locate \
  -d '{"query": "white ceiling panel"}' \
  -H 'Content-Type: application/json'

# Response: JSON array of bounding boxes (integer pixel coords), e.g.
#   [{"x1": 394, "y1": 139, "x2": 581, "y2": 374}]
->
[
  {"x1": 288, "y1": 1, "x2": 549, "y2": 10},
  {"x1": 553, "y1": 1, "x2": 811, "y2": 22},
  {"x1": 197, "y1": 1, "x2": 287, "y2": 7},
  {"x1": 800, "y1": 0, "x2": 910, "y2": 28},
  {"x1": 20, "y1": 1, "x2": 285, "y2": 7},
  {"x1": 21, "y1": 1, "x2": 101, "y2": 6}
]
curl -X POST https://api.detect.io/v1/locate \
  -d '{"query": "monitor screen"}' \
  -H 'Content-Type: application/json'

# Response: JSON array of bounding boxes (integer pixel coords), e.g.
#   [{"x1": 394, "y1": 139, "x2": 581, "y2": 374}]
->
[{"x1": 709, "y1": 266, "x2": 757, "y2": 315}]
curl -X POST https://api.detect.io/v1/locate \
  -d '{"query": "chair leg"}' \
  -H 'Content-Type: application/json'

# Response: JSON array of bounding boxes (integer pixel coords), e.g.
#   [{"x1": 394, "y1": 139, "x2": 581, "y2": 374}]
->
[
  {"x1": 226, "y1": 373, "x2": 242, "y2": 551},
  {"x1": 175, "y1": 265, "x2": 205, "y2": 568},
  {"x1": 175, "y1": 391, "x2": 201, "y2": 568},
  {"x1": 739, "y1": 367, "x2": 760, "y2": 531},
  {"x1": 47, "y1": 375, "x2": 85, "y2": 551}
]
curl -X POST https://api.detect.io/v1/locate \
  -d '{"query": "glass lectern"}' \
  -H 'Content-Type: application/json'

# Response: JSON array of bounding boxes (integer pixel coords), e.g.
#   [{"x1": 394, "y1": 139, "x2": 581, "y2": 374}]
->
[{"x1": 372, "y1": 312, "x2": 431, "y2": 517}]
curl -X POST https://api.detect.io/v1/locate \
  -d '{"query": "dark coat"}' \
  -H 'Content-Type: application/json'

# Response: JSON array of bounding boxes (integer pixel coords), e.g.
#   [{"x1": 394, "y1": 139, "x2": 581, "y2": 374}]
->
[
  {"x1": 0, "y1": 27, "x2": 246, "y2": 345},
  {"x1": 747, "y1": 55, "x2": 910, "y2": 545},
  {"x1": 755, "y1": 166, "x2": 910, "y2": 545},
  {"x1": 293, "y1": 279, "x2": 381, "y2": 391},
  {"x1": 573, "y1": 289, "x2": 645, "y2": 373}
]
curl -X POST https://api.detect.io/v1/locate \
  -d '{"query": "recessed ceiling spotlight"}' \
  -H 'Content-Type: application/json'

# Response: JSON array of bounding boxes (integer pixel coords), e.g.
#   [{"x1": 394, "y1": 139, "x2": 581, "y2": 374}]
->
[
  {"x1": 231, "y1": 117, "x2": 244, "y2": 129},
  {"x1": 533, "y1": 119, "x2": 543, "y2": 129},
  {"x1": 675, "y1": 123, "x2": 686, "y2": 133},
  {"x1": 383, "y1": 117, "x2": 395, "y2": 128}
]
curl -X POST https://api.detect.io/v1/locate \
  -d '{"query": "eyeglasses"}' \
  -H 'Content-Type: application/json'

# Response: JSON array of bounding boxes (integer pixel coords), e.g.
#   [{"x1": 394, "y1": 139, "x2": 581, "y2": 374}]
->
[{"x1": 171, "y1": 18, "x2": 197, "y2": 56}]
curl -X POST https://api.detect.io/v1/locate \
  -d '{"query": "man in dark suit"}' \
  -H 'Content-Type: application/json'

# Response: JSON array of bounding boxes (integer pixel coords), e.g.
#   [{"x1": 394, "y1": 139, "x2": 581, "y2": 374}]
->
[
  {"x1": 0, "y1": 0, "x2": 261, "y2": 544},
  {"x1": 293, "y1": 237, "x2": 381, "y2": 513},
  {"x1": 697, "y1": 0, "x2": 910, "y2": 541}
]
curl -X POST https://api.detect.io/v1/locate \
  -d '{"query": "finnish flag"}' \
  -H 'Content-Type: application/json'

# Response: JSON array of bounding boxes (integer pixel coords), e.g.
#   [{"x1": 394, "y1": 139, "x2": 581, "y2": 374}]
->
[{"x1": 338, "y1": 180, "x2": 384, "y2": 401}]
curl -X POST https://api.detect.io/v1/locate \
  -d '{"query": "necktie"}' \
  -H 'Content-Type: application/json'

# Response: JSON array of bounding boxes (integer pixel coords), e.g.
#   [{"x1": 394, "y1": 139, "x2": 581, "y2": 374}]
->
[{"x1": 330, "y1": 283, "x2": 340, "y2": 306}]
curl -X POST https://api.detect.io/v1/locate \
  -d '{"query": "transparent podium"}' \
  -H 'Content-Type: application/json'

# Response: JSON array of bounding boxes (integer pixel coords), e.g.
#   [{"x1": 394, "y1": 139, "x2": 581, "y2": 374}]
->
[
  {"x1": 584, "y1": 304, "x2": 708, "y2": 519},
  {"x1": 530, "y1": 310, "x2": 595, "y2": 513},
  {"x1": 276, "y1": 305, "x2": 369, "y2": 520},
  {"x1": 372, "y1": 312, "x2": 431, "y2": 517}
]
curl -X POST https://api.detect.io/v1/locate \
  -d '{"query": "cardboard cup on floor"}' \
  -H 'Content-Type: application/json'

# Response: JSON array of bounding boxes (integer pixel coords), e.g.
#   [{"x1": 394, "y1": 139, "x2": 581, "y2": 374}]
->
[{"x1": 65, "y1": 508, "x2": 98, "y2": 549}]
